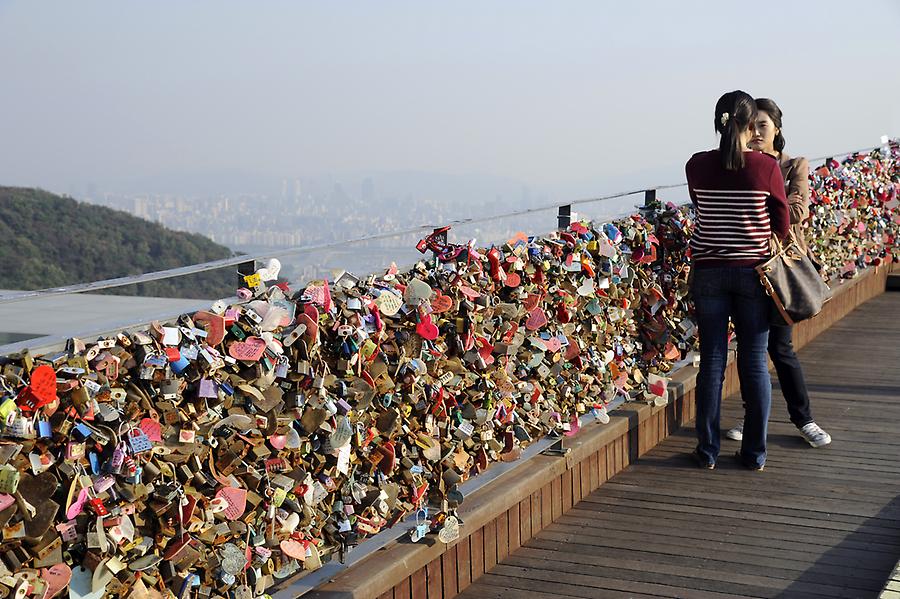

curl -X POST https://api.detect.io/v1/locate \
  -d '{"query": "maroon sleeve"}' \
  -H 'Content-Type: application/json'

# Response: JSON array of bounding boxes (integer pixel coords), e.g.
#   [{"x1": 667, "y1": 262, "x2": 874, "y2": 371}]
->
[
  {"x1": 765, "y1": 160, "x2": 790, "y2": 239},
  {"x1": 685, "y1": 160, "x2": 698, "y2": 208}
]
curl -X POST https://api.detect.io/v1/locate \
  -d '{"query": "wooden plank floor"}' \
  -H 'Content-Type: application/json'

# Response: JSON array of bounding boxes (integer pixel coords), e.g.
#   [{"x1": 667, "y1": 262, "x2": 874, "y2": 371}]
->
[{"x1": 459, "y1": 292, "x2": 900, "y2": 599}]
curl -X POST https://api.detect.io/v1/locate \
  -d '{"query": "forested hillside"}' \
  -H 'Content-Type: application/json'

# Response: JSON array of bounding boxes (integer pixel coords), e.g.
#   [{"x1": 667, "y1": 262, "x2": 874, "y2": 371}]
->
[{"x1": 0, "y1": 186, "x2": 237, "y2": 298}]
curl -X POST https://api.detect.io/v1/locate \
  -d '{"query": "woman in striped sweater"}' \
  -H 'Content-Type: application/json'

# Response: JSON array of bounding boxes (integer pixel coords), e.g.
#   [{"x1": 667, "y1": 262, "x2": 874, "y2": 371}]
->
[{"x1": 685, "y1": 90, "x2": 790, "y2": 471}]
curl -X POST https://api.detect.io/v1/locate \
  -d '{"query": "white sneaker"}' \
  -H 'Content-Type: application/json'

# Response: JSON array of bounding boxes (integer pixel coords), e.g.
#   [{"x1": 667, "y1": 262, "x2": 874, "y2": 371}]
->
[
  {"x1": 593, "y1": 405, "x2": 610, "y2": 424},
  {"x1": 725, "y1": 420, "x2": 743, "y2": 441},
  {"x1": 799, "y1": 422, "x2": 832, "y2": 448}
]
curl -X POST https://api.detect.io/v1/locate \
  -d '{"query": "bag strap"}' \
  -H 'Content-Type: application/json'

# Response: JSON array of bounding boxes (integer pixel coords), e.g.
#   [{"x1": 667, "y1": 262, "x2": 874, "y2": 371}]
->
[{"x1": 768, "y1": 229, "x2": 798, "y2": 255}]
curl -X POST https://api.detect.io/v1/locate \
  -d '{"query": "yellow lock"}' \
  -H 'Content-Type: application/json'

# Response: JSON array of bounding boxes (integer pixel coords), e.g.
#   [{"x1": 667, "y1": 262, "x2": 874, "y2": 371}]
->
[
  {"x1": 0, "y1": 398, "x2": 17, "y2": 421},
  {"x1": 243, "y1": 273, "x2": 262, "y2": 288},
  {"x1": 360, "y1": 339, "x2": 377, "y2": 359}
]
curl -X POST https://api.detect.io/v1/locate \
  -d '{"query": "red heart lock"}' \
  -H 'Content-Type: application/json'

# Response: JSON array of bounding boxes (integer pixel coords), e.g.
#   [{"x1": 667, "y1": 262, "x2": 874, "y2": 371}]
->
[
  {"x1": 193, "y1": 311, "x2": 226, "y2": 345},
  {"x1": 297, "y1": 312, "x2": 319, "y2": 343},
  {"x1": 430, "y1": 293, "x2": 453, "y2": 313},
  {"x1": 523, "y1": 293, "x2": 541, "y2": 311},
  {"x1": 228, "y1": 337, "x2": 267, "y2": 361},
  {"x1": 19, "y1": 364, "x2": 57, "y2": 410},
  {"x1": 650, "y1": 380, "x2": 667, "y2": 397},
  {"x1": 303, "y1": 303, "x2": 319, "y2": 321},
  {"x1": 415, "y1": 316, "x2": 439, "y2": 341},
  {"x1": 504, "y1": 272, "x2": 521, "y2": 288},
  {"x1": 476, "y1": 337, "x2": 495, "y2": 366}
]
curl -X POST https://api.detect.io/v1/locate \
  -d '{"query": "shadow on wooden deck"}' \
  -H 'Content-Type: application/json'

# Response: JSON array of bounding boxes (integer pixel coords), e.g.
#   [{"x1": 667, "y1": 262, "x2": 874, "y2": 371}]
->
[{"x1": 458, "y1": 292, "x2": 900, "y2": 599}]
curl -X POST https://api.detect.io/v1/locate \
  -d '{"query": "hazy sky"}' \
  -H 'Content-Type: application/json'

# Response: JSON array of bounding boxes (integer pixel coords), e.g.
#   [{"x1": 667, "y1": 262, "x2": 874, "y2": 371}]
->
[{"x1": 1, "y1": 1, "x2": 899, "y2": 200}]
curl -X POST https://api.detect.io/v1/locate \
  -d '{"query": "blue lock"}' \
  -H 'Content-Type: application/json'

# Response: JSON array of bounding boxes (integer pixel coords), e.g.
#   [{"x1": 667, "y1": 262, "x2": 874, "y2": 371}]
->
[
  {"x1": 37, "y1": 420, "x2": 52, "y2": 438},
  {"x1": 73, "y1": 422, "x2": 93, "y2": 440},
  {"x1": 170, "y1": 354, "x2": 190, "y2": 374}
]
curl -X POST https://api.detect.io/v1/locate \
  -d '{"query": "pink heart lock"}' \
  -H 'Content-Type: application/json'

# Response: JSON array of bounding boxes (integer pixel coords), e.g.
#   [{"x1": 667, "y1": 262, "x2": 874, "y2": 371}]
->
[
  {"x1": 228, "y1": 337, "x2": 267, "y2": 362},
  {"x1": 458, "y1": 285, "x2": 480, "y2": 300},
  {"x1": 280, "y1": 539, "x2": 307, "y2": 560},
  {"x1": 139, "y1": 417, "x2": 163, "y2": 442},
  {"x1": 215, "y1": 487, "x2": 248, "y2": 521},
  {"x1": 269, "y1": 434, "x2": 287, "y2": 450},
  {"x1": 415, "y1": 315, "x2": 439, "y2": 341},
  {"x1": 305, "y1": 283, "x2": 331, "y2": 311},
  {"x1": 544, "y1": 337, "x2": 562, "y2": 353},
  {"x1": 564, "y1": 414, "x2": 581, "y2": 437},
  {"x1": 525, "y1": 308, "x2": 549, "y2": 331},
  {"x1": 66, "y1": 487, "x2": 91, "y2": 520},
  {"x1": 39, "y1": 563, "x2": 72, "y2": 599}
]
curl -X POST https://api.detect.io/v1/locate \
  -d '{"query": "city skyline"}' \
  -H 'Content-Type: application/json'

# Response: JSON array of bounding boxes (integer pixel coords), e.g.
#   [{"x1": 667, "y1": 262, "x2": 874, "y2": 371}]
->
[{"x1": 2, "y1": 1, "x2": 898, "y2": 206}]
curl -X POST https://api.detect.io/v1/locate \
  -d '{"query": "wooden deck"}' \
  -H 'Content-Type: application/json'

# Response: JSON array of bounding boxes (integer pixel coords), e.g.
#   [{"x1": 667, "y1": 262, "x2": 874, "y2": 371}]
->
[{"x1": 458, "y1": 291, "x2": 900, "y2": 599}]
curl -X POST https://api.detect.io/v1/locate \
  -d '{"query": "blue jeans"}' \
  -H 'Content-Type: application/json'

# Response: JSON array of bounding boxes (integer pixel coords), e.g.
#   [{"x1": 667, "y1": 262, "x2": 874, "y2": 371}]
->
[
  {"x1": 692, "y1": 267, "x2": 772, "y2": 468},
  {"x1": 769, "y1": 323, "x2": 814, "y2": 428}
]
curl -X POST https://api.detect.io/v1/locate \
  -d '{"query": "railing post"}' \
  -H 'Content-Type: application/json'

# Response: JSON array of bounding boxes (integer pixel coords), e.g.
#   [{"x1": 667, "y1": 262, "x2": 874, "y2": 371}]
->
[
  {"x1": 557, "y1": 204, "x2": 571, "y2": 230},
  {"x1": 237, "y1": 259, "x2": 257, "y2": 286}
]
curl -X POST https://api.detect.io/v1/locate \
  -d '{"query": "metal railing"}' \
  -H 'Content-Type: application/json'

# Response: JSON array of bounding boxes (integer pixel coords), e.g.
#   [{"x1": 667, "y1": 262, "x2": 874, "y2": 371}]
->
[
  {"x1": 0, "y1": 142, "x2": 888, "y2": 354},
  {"x1": 0, "y1": 140, "x2": 891, "y2": 596}
]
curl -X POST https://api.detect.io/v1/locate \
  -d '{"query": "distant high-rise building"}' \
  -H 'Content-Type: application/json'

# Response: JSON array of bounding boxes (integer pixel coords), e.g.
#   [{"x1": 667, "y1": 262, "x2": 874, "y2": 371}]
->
[{"x1": 282, "y1": 179, "x2": 288, "y2": 200}]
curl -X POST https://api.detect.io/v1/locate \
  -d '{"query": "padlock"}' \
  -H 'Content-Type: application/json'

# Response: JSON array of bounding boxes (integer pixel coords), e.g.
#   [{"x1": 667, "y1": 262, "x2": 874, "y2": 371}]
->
[
  {"x1": 0, "y1": 465, "x2": 20, "y2": 494},
  {"x1": 66, "y1": 441, "x2": 86, "y2": 461},
  {"x1": 127, "y1": 428, "x2": 153, "y2": 454},
  {"x1": 88, "y1": 497, "x2": 109, "y2": 517}
]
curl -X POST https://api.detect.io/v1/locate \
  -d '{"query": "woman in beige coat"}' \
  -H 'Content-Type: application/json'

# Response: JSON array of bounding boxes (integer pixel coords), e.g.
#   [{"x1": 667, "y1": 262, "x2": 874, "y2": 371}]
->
[{"x1": 725, "y1": 97, "x2": 832, "y2": 448}]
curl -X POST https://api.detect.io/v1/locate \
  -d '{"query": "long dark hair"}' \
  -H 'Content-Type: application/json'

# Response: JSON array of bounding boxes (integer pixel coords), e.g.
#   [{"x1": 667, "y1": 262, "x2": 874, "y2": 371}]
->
[
  {"x1": 754, "y1": 97, "x2": 786, "y2": 153},
  {"x1": 714, "y1": 91, "x2": 757, "y2": 171}
]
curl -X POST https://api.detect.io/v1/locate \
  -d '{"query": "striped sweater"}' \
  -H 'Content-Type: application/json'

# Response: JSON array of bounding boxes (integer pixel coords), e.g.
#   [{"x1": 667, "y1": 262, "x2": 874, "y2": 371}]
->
[{"x1": 685, "y1": 150, "x2": 790, "y2": 268}]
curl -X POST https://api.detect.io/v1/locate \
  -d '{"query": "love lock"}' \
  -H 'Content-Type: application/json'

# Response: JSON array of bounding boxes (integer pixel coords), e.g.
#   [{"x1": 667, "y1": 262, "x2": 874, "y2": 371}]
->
[
  {"x1": 408, "y1": 507, "x2": 430, "y2": 543},
  {"x1": 437, "y1": 515, "x2": 460, "y2": 544},
  {"x1": 0, "y1": 146, "x2": 894, "y2": 598}
]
